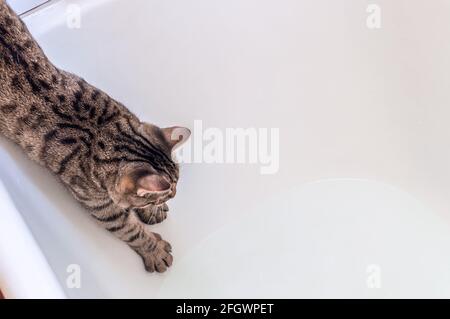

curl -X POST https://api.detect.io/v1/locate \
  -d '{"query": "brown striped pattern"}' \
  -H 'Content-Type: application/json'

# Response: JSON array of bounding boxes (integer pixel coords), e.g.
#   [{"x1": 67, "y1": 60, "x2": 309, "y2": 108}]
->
[{"x1": 0, "y1": 1, "x2": 185, "y2": 272}]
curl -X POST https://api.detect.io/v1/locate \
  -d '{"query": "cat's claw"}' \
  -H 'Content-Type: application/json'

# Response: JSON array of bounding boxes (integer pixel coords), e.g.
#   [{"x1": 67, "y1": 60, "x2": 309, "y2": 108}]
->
[{"x1": 141, "y1": 239, "x2": 173, "y2": 273}]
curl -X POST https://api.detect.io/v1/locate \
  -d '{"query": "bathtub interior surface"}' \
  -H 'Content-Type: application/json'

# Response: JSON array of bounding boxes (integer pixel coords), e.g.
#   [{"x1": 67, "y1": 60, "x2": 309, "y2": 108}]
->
[
  {"x1": 6, "y1": 0, "x2": 49, "y2": 15},
  {"x1": 1, "y1": 0, "x2": 450, "y2": 297}
]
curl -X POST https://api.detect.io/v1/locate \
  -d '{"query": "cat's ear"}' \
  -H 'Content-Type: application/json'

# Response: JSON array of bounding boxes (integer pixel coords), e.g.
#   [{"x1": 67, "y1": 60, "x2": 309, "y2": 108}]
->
[
  {"x1": 161, "y1": 126, "x2": 191, "y2": 151},
  {"x1": 136, "y1": 174, "x2": 171, "y2": 196},
  {"x1": 117, "y1": 171, "x2": 171, "y2": 197}
]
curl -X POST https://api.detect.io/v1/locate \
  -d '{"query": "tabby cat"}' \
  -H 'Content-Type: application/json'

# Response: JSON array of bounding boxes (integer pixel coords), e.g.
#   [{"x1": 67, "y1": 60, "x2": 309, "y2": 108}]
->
[{"x1": 0, "y1": 1, "x2": 191, "y2": 273}]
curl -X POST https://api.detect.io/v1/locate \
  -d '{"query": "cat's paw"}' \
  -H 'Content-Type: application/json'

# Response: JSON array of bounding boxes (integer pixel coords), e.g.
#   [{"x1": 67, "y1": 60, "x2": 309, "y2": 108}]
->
[
  {"x1": 141, "y1": 237, "x2": 173, "y2": 273},
  {"x1": 134, "y1": 203, "x2": 169, "y2": 225}
]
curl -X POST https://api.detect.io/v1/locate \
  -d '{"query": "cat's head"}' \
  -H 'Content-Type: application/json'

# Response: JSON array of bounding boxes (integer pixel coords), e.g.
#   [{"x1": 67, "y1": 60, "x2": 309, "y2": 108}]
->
[{"x1": 109, "y1": 121, "x2": 190, "y2": 209}]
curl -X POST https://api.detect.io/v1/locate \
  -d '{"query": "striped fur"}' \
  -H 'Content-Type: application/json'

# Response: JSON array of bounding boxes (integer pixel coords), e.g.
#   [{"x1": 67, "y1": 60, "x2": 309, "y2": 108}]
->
[{"x1": 0, "y1": 1, "x2": 189, "y2": 273}]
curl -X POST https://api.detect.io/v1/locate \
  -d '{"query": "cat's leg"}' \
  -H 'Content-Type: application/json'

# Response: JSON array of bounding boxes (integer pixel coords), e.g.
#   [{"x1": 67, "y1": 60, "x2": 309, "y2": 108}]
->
[
  {"x1": 133, "y1": 203, "x2": 169, "y2": 225},
  {"x1": 91, "y1": 206, "x2": 173, "y2": 272}
]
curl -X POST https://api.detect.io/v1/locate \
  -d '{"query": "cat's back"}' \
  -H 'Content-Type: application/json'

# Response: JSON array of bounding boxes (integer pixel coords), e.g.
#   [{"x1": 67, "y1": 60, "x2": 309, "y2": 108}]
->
[
  {"x1": 0, "y1": 0, "x2": 139, "y2": 171},
  {"x1": 0, "y1": 1, "x2": 62, "y2": 157}
]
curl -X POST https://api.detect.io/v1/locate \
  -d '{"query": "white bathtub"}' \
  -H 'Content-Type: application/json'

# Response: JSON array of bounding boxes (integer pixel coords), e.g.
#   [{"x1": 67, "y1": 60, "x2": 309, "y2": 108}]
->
[{"x1": 2, "y1": 0, "x2": 450, "y2": 298}]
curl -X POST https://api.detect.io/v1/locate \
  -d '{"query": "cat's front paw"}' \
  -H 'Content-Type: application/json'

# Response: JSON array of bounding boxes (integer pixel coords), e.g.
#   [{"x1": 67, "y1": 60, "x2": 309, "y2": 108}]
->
[
  {"x1": 134, "y1": 203, "x2": 169, "y2": 225},
  {"x1": 140, "y1": 236, "x2": 173, "y2": 273}
]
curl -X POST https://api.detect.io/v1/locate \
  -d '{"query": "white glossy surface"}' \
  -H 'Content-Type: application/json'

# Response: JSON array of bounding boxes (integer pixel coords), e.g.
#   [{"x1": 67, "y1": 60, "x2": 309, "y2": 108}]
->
[
  {"x1": 6, "y1": 0, "x2": 49, "y2": 15},
  {"x1": 0, "y1": 174, "x2": 64, "y2": 299},
  {"x1": 1, "y1": 0, "x2": 450, "y2": 298}
]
